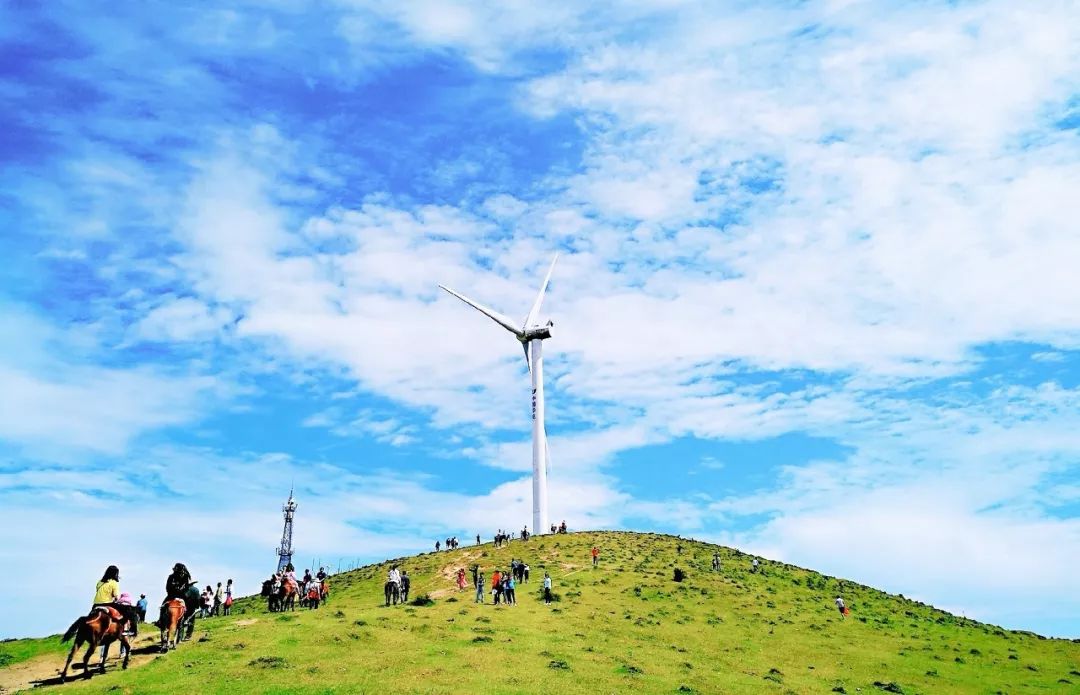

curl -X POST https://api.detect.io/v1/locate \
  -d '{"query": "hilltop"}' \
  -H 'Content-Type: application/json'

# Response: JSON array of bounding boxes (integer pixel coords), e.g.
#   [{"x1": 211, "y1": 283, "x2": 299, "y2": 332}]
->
[{"x1": 2, "y1": 531, "x2": 1077, "y2": 694}]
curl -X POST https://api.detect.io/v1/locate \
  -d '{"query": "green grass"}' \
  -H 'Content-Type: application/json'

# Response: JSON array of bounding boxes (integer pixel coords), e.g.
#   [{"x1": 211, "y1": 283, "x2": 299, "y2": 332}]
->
[
  {"x1": 0, "y1": 634, "x2": 69, "y2": 669},
  {"x1": 7, "y1": 531, "x2": 1079, "y2": 693}
]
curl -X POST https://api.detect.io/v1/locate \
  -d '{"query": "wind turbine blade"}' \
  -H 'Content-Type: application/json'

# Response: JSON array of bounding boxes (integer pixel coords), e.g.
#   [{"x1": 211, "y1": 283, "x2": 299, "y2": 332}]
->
[
  {"x1": 439, "y1": 284, "x2": 523, "y2": 337},
  {"x1": 523, "y1": 341, "x2": 531, "y2": 373},
  {"x1": 523, "y1": 253, "x2": 559, "y2": 330}
]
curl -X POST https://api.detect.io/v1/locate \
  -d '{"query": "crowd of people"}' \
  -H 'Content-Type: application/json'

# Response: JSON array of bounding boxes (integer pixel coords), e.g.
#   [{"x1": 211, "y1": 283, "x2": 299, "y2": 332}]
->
[
  {"x1": 75, "y1": 561, "x2": 237, "y2": 653},
  {"x1": 199, "y1": 580, "x2": 235, "y2": 617},
  {"x1": 261, "y1": 565, "x2": 330, "y2": 610},
  {"x1": 74, "y1": 533, "x2": 852, "y2": 679},
  {"x1": 436, "y1": 537, "x2": 460, "y2": 551},
  {"x1": 87, "y1": 564, "x2": 241, "y2": 637},
  {"x1": 467, "y1": 558, "x2": 536, "y2": 606}
]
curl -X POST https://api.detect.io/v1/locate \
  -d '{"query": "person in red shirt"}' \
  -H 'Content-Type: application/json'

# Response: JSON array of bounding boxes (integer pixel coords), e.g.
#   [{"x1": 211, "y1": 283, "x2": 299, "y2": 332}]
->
[
  {"x1": 491, "y1": 569, "x2": 502, "y2": 605},
  {"x1": 591, "y1": 546, "x2": 599, "y2": 567}
]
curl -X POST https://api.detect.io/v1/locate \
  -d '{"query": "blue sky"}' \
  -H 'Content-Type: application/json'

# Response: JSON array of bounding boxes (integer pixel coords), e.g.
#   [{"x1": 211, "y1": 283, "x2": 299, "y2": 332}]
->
[{"x1": 2, "y1": 0, "x2": 1079, "y2": 638}]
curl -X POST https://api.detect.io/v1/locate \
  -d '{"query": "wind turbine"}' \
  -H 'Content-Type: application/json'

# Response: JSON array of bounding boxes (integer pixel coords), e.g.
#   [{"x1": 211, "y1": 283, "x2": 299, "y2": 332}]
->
[{"x1": 439, "y1": 255, "x2": 558, "y2": 535}]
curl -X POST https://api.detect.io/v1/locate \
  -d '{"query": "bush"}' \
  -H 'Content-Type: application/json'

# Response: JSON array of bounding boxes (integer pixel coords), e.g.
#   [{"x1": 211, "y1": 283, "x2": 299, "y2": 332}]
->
[
  {"x1": 673, "y1": 568, "x2": 686, "y2": 582},
  {"x1": 409, "y1": 594, "x2": 435, "y2": 607}
]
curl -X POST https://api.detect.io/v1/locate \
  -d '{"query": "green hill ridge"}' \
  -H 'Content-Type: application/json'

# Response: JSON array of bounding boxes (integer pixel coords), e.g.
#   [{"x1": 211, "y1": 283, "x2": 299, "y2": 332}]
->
[{"x1": 3, "y1": 531, "x2": 1077, "y2": 694}]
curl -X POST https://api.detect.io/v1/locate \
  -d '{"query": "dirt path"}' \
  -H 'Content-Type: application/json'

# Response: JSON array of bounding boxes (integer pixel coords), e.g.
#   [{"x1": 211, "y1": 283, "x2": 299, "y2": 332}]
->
[
  {"x1": 425, "y1": 550, "x2": 483, "y2": 599},
  {"x1": 0, "y1": 635, "x2": 161, "y2": 693}
]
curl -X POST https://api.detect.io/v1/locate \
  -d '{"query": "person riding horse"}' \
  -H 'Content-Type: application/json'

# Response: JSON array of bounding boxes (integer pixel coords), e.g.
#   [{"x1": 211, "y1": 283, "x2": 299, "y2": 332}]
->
[
  {"x1": 385, "y1": 565, "x2": 402, "y2": 606},
  {"x1": 156, "y1": 562, "x2": 199, "y2": 630},
  {"x1": 91, "y1": 565, "x2": 140, "y2": 638}
]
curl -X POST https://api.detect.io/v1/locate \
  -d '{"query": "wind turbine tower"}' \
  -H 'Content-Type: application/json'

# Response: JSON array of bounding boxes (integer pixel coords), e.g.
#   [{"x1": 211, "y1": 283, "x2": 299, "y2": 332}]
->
[{"x1": 440, "y1": 255, "x2": 559, "y2": 534}]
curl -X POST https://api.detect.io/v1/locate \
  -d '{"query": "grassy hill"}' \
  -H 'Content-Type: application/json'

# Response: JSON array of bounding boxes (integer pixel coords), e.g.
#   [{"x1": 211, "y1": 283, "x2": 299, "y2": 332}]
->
[{"x1": 2, "y1": 531, "x2": 1077, "y2": 694}]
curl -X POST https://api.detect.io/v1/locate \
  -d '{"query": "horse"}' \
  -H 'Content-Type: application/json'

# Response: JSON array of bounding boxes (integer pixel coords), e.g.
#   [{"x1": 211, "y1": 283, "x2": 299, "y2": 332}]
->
[
  {"x1": 158, "y1": 598, "x2": 186, "y2": 652},
  {"x1": 59, "y1": 606, "x2": 130, "y2": 681},
  {"x1": 384, "y1": 580, "x2": 400, "y2": 606},
  {"x1": 277, "y1": 579, "x2": 298, "y2": 612}
]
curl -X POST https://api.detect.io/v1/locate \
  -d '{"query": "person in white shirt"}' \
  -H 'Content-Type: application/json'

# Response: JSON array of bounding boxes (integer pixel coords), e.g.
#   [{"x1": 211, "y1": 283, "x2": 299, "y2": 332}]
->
[
  {"x1": 835, "y1": 596, "x2": 846, "y2": 618},
  {"x1": 543, "y1": 573, "x2": 553, "y2": 605},
  {"x1": 388, "y1": 566, "x2": 401, "y2": 586}
]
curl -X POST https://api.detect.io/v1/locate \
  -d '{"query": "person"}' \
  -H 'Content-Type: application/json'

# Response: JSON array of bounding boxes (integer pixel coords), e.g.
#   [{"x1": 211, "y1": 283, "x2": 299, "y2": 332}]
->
[
  {"x1": 158, "y1": 562, "x2": 194, "y2": 628},
  {"x1": 835, "y1": 596, "x2": 846, "y2": 619},
  {"x1": 213, "y1": 582, "x2": 224, "y2": 616},
  {"x1": 550, "y1": 523, "x2": 557, "y2": 533},
  {"x1": 475, "y1": 571, "x2": 485, "y2": 604},
  {"x1": 202, "y1": 585, "x2": 215, "y2": 618},
  {"x1": 751, "y1": 558, "x2": 759, "y2": 573},
  {"x1": 115, "y1": 591, "x2": 139, "y2": 636},
  {"x1": 476, "y1": 534, "x2": 481, "y2": 547},
  {"x1": 492, "y1": 569, "x2": 502, "y2": 605},
  {"x1": 435, "y1": 540, "x2": 441, "y2": 552},
  {"x1": 401, "y1": 570, "x2": 411, "y2": 603},
  {"x1": 506, "y1": 575, "x2": 516, "y2": 605},
  {"x1": 223, "y1": 579, "x2": 234, "y2": 616},
  {"x1": 712, "y1": 552, "x2": 721, "y2": 571},
  {"x1": 135, "y1": 593, "x2": 148, "y2": 622},
  {"x1": 457, "y1": 568, "x2": 466, "y2": 591},
  {"x1": 559, "y1": 520, "x2": 567, "y2": 533},
  {"x1": 388, "y1": 565, "x2": 401, "y2": 587},
  {"x1": 591, "y1": 546, "x2": 599, "y2": 567},
  {"x1": 543, "y1": 572, "x2": 553, "y2": 605},
  {"x1": 316, "y1": 567, "x2": 327, "y2": 582},
  {"x1": 92, "y1": 565, "x2": 139, "y2": 637}
]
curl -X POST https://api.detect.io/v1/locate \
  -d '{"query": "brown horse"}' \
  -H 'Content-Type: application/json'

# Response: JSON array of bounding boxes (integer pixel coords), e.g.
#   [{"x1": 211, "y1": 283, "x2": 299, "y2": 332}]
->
[
  {"x1": 60, "y1": 606, "x2": 130, "y2": 681},
  {"x1": 158, "y1": 598, "x2": 186, "y2": 652},
  {"x1": 278, "y1": 580, "x2": 298, "y2": 611}
]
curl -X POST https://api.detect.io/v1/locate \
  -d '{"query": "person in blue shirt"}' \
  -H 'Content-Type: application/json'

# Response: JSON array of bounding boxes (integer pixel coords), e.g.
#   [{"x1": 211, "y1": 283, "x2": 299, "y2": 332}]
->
[
  {"x1": 135, "y1": 594, "x2": 148, "y2": 622},
  {"x1": 506, "y1": 575, "x2": 516, "y2": 605}
]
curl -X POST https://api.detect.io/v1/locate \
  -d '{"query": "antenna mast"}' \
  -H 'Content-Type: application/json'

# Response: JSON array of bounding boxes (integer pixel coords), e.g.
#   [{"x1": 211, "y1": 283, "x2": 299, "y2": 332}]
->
[{"x1": 276, "y1": 487, "x2": 297, "y2": 573}]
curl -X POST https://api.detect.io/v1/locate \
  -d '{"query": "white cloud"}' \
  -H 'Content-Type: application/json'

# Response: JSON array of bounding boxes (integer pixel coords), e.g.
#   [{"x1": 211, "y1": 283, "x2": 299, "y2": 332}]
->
[{"x1": 131, "y1": 296, "x2": 231, "y2": 342}]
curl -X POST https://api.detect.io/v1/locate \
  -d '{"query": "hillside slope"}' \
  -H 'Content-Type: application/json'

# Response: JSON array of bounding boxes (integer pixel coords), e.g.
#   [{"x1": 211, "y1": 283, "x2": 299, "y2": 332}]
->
[{"x1": 4, "y1": 531, "x2": 1078, "y2": 694}]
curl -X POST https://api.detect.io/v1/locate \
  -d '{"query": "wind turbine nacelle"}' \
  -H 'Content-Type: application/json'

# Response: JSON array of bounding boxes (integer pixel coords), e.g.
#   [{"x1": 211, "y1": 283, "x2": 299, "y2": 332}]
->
[{"x1": 523, "y1": 320, "x2": 553, "y2": 341}]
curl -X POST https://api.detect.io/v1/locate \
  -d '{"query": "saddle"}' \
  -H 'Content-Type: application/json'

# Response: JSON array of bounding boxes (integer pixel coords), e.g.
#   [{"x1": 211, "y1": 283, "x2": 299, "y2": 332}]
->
[{"x1": 92, "y1": 605, "x2": 125, "y2": 622}]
